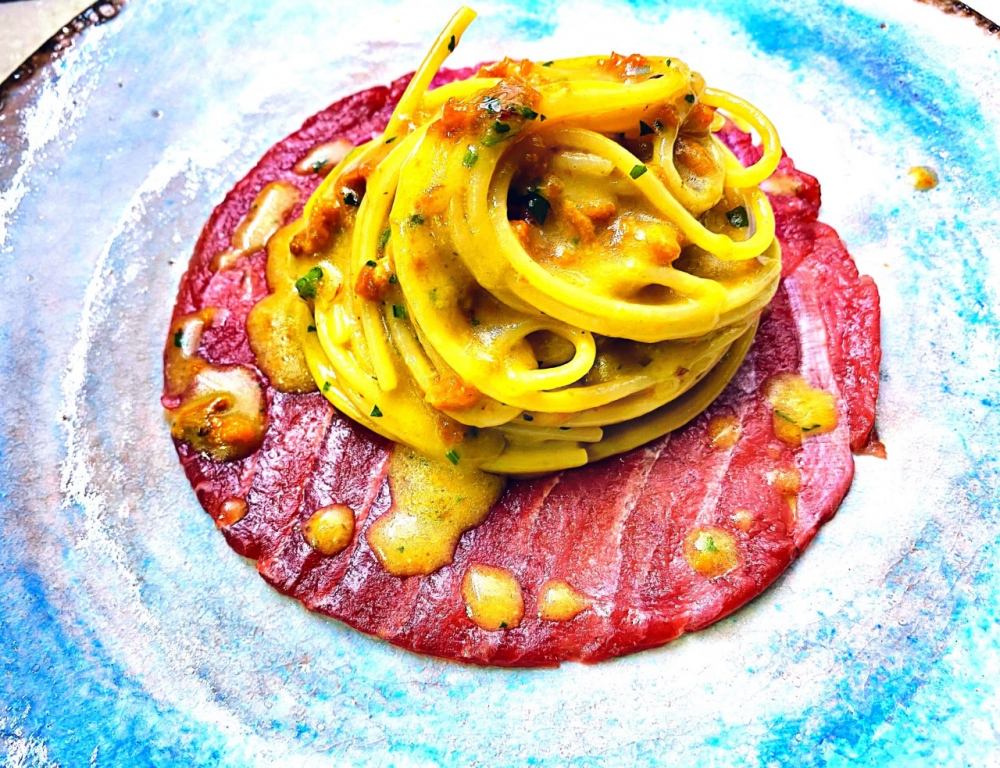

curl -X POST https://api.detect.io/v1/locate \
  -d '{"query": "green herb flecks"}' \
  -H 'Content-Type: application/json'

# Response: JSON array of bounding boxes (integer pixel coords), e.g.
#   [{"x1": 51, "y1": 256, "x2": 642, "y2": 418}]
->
[
  {"x1": 463, "y1": 146, "x2": 479, "y2": 168},
  {"x1": 409, "y1": 213, "x2": 425, "y2": 226},
  {"x1": 445, "y1": 449, "x2": 461, "y2": 465},
  {"x1": 726, "y1": 206, "x2": 750, "y2": 228},
  {"x1": 295, "y1": 266, "x2": 324, "y2": 299},
  {"x1": 524, "y1": 190, "x2": 551, "y2": 225},
  {"x1": 448, "y1": 34, "x2": 456, "y2": 52},
  {"x1": 377, "y1": 228, "x2": 391, "y2": 251},
  {"x1": 630, "y1": 164, "x2": 648, "y2": 180},
  {"x1": 639, "y1": 120, "x2": 655, "y2": 136},
  {"x1": 388, "y1": 274, "x2": 398, "y2": 285},
  {"x1": 684, "y1": 93, "x2": 695, "y2": 104},
  {"x1": 173, "y1": 330, "x2": 184, "y2": 348},
  {"x1": 310, "y1": 159, "x2": 328, "y2": 173},
  {"x1": 371, "y1": 405, "x2": 383, "y2": 418},
  {"x1": 392, "y1": 304, "x2": 408, "y2": 319},
  {"x1": 307, "y1": 325, "x2": 316, "y2": 333},
  {"x1": 365, "y1": 259, "x2": 377, "y2": 268},
  {"x1": 522, "y1": 414, "x2": 534, "y2": 422}
]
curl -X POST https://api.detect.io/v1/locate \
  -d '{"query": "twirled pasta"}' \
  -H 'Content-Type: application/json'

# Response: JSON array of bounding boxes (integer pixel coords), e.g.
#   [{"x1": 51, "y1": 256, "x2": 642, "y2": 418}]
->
[{"x1": 258, "y1": 6, "x2": 782, "y2": 474}]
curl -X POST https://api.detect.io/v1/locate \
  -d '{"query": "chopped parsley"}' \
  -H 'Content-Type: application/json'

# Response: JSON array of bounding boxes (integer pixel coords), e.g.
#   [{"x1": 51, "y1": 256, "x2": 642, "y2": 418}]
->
[
  {"x1": 493, "y1": 120, "x2": 511, "y2": 134},
  {"x1": 639, "y1": 120, "x2": 655, "y2": 136},
  {"x1": 445, "y1": 449, "x2": 461, "y2": 465},
  {"x1": 684, "y1": 93, "x2": 695, "y2": 104},
  {"x1": 323, "y1": 381, "x2": 332, "y2": 392},
  {"x1": 726, "y1": 206, "x2": 750, "y2": 228},
  {"x1": 385, "y1": 136, "x2": 396, "y2": 144},
  {"x1": 377, "y1": 228, "x2": 391, "y2": 251},
  {"x1": 517, "y1": 105, "x2": 539, "y2": 120},
  {"x1": 774, "y1": 409, "x2": 796, "y2": 423},
  {"x1": 499, "y1": 622, "x2": 508, "y2": 629},
  {"x1": 630, "y1": 164, "x2": 648, "y2": 180},
  {"x1": 173, "y1": 330, "x2": 184, "y2": 348},
  {"x1": 524, "y1": 190, "x2": 551, "y2": 225},
  {"x1": 343, "y1": 188, "x2": 361, "y2": 207},
  {"x1": 392, "y1": 304, "x2": 408, "y2": 319},
  {"x1": 471, "y1": 316, "x2": 480, "y2": 327},
  {"x1": 388, "y1": 274, "x2": 398, "y2": 284},
  {"x1": 294, "y1": 266, "x2": 323, "y2": 299},
  {"x1": 697, "y1": 534, "x2": 718, "y2": 553},
  {"x1": 448, "y1": 34, "x2": 456, "y2": 52},
  {"x1": 409, "y1": 213, "x2": 425, "y2": 226},
  {"x1": 365, "y1": 259, "x2": 377, "y2": 268},
  {"x1": 310, "y1": 159, "x2": 328, "y2": 173},
  {"x1": 370, "y1": 405, "x2": 383, "y2": 418},
  {"x1": 559, "y1": 426, "x2": 570, "y2": 431},
  {"x1": 522, "y1": 414, "x2": 534, "y2": 421},
  {"x1": 307, "y1": 325, "x2": 316, "y2": 333},
  {"x1": 463, "y1": 146, "x2": 479, "y2": 168},
  {"x1": 542, "y1": 60, "x2": 554, "y2": 67}
]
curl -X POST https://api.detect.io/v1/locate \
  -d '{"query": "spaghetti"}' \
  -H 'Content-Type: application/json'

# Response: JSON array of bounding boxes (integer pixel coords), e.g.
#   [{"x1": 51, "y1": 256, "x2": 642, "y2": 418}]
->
[{"x1": 255, "y1": 6, "x2": 782, "y2": 474}]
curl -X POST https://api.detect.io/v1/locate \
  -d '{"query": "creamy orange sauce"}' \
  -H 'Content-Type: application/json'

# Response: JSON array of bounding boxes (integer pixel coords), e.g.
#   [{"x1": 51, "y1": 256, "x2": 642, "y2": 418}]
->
[
  {"x1": 211, "y1": 182, "x2": 299, "y2": 271},
  {"x1": 768, "y1": 466, "x2": 801, "y2": 526},
  {"x1": 302, "y1": 504, "x2": 355, "y2": 556},
  {"x1": 707, "y1": 412, "x2": 742, "y2": 450},
  {"x1": 538, "y1": 579, "x2": 591, "y2": 622},
  {"x1": 730, "y1": 508, "x2": 754, "y2": 532},
  {"x1": 246, "y1": 291, "x2": 318, "y2": 393},
  {"x1": 366, "y1": 446, "x2": 506, "y2": 577},
  {"x1": 765, "y1": 373, "x2": 837, "y2": 447},
  {"x1": 165, "y1": 310, "x2": 268, "y2": 462},
  {"x1": 907, "y1": 165, "x2": 938, "y2": 191},
  {"x1": 461, "y1": 564, "x2": 524, "y2": 631},
  {"x1": 216, "y1": 497, "x2": 248, "y2": 528},
  {"x1": 293, "y1": 139, "x2": 355, "y2": 176},
  {"x1": 683, "y1": 527, "x2": 739, "y2": 579}
]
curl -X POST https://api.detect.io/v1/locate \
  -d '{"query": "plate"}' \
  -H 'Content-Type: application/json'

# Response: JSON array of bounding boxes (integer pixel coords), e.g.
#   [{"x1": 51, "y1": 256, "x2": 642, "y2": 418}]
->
[{"x1": 2, "y1": 0, "x2": 998, "y2": 763}]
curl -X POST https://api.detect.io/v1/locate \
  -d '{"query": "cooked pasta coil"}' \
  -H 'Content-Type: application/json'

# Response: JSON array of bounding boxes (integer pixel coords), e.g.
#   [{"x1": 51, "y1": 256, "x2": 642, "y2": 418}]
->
[{"x1": 274, "y1": 7, "x2": 782, "y2": 474}]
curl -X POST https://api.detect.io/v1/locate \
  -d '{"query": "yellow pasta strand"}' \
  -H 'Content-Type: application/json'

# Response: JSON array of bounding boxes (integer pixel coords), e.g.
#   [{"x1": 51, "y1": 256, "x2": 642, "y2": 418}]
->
[{"x1": 268, "y1": 9, "x2": 784, "y2": 474}]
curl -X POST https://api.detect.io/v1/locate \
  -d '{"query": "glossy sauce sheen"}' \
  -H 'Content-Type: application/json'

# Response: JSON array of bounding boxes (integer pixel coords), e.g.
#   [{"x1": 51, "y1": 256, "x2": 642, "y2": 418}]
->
[{"x1": 166, "y1": 70, "x2": 881, "y2": 666}]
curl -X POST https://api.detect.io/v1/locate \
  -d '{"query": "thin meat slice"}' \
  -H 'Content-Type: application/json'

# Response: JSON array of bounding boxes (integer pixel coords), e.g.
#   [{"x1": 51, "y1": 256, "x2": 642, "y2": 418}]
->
[{"x1": 166, "y1": 71, "x2": 881, "y2": 666}]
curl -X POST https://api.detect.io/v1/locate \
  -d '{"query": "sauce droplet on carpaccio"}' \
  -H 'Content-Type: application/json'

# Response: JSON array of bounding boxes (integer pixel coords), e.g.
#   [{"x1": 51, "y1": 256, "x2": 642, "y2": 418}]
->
[
  {"x1": 303, "y1": 504, "x2": 355, "y2": 556},
  {"x1": 215, "y1": 498, "x2": 248, "y2": 528},
  {"x1": 538, "y1": 579, "x2": 591, "y2": 622},
  {"x1": 765, "y1": 373, "x2": 837, "y2": 446},
  {"x1": 768, "y1": 466, "x2": 801, "y2": 526},
  {"x1": 211, "y1": 181, "x2": 299, "y2": 271},
  {"x1": 907, "y1": 165, "x2": 938, "y2": 191},
  {"x1": 163, "y1": 310, "x2": 268, "y2": 462},
  {"x1": 461, "y1": 564, "x2": 524, "y2": 631},
  {"x1": 293, "y1": 139, "x2": 355, "y2": 176},
  {"x1": 367, "y1": 446, "x2": 506, "y2": 577},
  {"x1": 707, "y1": 412, "x2": 742, "y2": 450},
  {"x1": 683, "y1": 527, "x2": 740, "y2": 579},
  {"x1": 730, "y1": 508, "x2": 754, "y2": 532}
]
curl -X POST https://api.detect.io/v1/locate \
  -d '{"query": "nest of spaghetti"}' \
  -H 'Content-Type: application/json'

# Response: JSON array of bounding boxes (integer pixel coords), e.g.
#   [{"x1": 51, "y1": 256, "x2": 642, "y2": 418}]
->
[{"x1": 251, "y1": 50, "x2": 782, "y2": 475}]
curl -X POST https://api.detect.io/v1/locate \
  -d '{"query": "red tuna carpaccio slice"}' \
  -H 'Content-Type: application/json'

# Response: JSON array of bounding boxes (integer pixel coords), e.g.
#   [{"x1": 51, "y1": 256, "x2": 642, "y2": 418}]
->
[{"x1": 166, "y1": 69, "x2": 881, "y2": 666}]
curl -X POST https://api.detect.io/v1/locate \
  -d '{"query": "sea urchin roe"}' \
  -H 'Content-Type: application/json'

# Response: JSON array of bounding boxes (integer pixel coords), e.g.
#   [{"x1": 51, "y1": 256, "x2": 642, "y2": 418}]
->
[
  {"x1": 302, "y1": 504, "x2": 355, "y2": 556},
  {"x1": 683, "y1": 527, "x2": 739, "y2": 579},
  {"x1": 461, "y1": 564, "x2": 524, "y2": 631},
  {"x1": 707, "y1": 412, "x2": 742, "y2": 450},
  {"x1": 211, "y1": 182, "x2": 299, "y2": 271},
  {"x1": 768, "y1": 465, "x2": 801, "y2": 525},
  {"x1": 765, "y1": 373, "x2": 837, "y2": 447},
  {"x1": 538, "y1": 579, "x2": 591, "y2": 622},
  {"x1": 293, "y1": 138, "x2": 355, "y2": 176},
  {"x1": 366, "y1": 446, "x2": 506, "y2": 576},
  {"x1": 907, "y1": 165, "x2": 938, "y2": 191},
  {"x1": 246, "y1": 290, "x2": 318, "y2": 393}
]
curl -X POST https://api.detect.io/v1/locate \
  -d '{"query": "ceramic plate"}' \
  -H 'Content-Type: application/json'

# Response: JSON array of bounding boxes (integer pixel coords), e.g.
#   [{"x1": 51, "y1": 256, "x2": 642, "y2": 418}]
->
[{"x1": 2, "y1": 0, "x2": 999, "y2": 764}]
